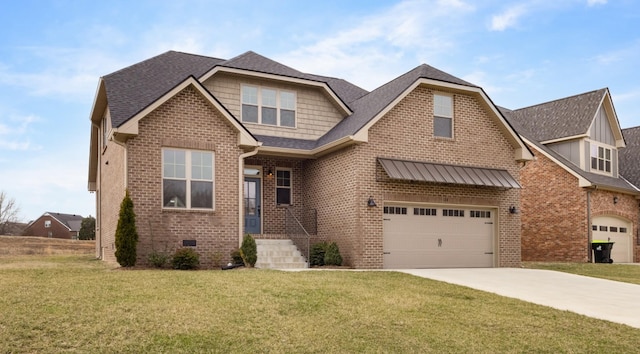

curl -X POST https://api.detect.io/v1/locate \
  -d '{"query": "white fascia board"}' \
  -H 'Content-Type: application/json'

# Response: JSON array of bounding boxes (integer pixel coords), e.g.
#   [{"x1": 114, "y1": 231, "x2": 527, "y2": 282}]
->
[
  {"x1": 200, "y1": 67, "x2": 352, "y2": 116},
  {"x1": 541, "y1": 134, "x2": 589, "y2": 145},
  {"x1": 113, "y1": 77, "x2": 259, "y2": 148},
  {"x1": 257, "y1": 136, "x2": 357, "y2": 158},
  {"x1": 355, "y1": 78, "x2": 533, "y2": 161}
]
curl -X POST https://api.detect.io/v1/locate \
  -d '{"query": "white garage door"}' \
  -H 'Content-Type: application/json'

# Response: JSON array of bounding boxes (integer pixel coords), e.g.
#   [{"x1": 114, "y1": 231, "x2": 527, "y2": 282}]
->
[
  {"x1": 383, "y1": 204, "x2": 495, "y2": 268},
  {"x1": 592, "y1": 216, "x2": 633, "y2": 263}
]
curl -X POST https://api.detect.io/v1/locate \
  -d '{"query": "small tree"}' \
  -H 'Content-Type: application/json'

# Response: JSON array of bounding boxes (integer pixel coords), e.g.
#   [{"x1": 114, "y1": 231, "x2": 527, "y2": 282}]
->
[
  {"x1": 79, "y1": 216, "x2": 96, "y2": 240},
  {"x1": 240, "y1": 234, "x2": 257, "y2": 267},
  {"x1": 0, "y1": 191, "x2": 21, "y2": 235},
  {"x1": 115, "y1": 190, "x2": 138, "y2": 267}
]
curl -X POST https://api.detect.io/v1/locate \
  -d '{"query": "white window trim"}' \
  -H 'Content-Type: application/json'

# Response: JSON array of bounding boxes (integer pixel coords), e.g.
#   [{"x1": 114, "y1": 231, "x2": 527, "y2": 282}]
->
[
  {"x1": 433, "y1": 92, "x2": 454, "y2": 139},
  {"x1": 589, "y1": 141, "x2": 613, "y2": 176},
  {"x1": 162, "y1": 148, "x2": 216, "y2": 211},
  {"x1": 44, "y1": 220, "x2": 51, "y2": 228},
  {"x1": 275, "y1": 167, "x2": 293, "y2": 206},
  {"x1": 241, "y1": 84, "x2": 297, "y2": 128}
]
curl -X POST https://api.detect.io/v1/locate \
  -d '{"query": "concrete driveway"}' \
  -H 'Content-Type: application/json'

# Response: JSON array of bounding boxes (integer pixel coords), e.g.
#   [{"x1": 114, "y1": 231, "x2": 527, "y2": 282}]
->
[{"x1": 396, "y1": 268, "x2": 640, "y2": 329}]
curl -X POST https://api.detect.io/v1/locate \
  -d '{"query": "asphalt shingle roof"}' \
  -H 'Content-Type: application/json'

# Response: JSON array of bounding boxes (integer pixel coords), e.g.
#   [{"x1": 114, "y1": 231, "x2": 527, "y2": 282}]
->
[
  {"x1": 620, "y1": 126, "x2": 640, "y2": 189},
  {"x1": 101, "y1": 51, "x2": 475, "y2": 150},
  {"x1": 104, "y1": 51, "x2": 224, "y2": 128},
  {"x1": 47, "y1": 212, "x2": 84, "y2": 232},
  {"x1": 501, "y1": 107, "x2": 638, "y2": 193},
  {"x1": 317, "y1": 64, "x2": 477, "y2": 148},
  {"x1": 507, "y1": 89, "x2": 607, "y2": 142}
]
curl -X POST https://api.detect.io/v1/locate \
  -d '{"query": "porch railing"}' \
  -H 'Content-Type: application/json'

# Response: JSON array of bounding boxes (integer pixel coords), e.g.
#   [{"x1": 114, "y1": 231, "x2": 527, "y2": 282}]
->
[{"x1": 285, "y1": 207, "x2": 317, "y2": 263}]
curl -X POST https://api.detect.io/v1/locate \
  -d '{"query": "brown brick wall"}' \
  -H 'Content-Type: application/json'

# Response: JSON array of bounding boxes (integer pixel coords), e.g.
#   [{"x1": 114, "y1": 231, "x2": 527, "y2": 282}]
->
[
  {"x1": 244, "y1": 157, "x2": 305, "y2": 235},
  {"x1": 591, "y1": 190, "x2": 639, "y2": 262},
  {"x1": 302, "y1": 86, "x2": 523, "y2": 268},
  {"x1": 122, "y1": 85, "x2": 245, "y2": 268},
  {"x1": 98, "y1": 124, "x2": 126, "y2": 264},
  {"x1": 520, "y1": 144, "x2": 639, "y2": 262},
  {"x1": 303, "y1": 146, "x2": 359, "y2": 266},
  {"x1": 22, "y1": 215, "x2": 77, "y2": 239}
]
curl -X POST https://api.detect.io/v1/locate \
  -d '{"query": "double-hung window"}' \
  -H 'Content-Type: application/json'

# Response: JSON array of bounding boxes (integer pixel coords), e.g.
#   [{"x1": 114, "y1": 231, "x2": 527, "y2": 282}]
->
[
  {"x1": 590, "y1": 143, "x2": 612, "y2": 174},
  {"x1": 163, "y1": 148, "x2": 214, "y2": 209},
  {"x1": 276, "y1": 168, "x2": 292, "y2": 205},
  {"x1": 241, "y1": 85, "x2": 296, "y2": 127},
  {"x1": 434, "y1": 93, "x2": 453, "y2": 138}
]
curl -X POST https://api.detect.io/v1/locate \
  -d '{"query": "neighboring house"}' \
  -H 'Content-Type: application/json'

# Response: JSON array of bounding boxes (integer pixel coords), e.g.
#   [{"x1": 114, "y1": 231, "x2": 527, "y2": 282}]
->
[
  {"x1": 502, "y1": 89, "x2": 639, "y2": 263},
  {"x1": 22, "y1": 212, "x2": 84, "y2": 240},
  {"x1": 87, "y1": 50, "x2": 533, "y2": 269}
]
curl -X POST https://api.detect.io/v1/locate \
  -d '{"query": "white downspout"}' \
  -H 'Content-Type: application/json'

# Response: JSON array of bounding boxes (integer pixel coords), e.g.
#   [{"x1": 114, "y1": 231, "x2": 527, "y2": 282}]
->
[{"x1": 239, "y1": 147, "x2": 260, "y2": 247}]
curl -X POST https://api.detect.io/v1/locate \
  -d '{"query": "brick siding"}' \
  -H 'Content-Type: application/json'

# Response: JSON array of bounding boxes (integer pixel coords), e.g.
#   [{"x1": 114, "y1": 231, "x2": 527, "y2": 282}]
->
[
  {"x1": 100, "y1": 85, "x2": 246, "y2": 267},
  {"x1": 520, "y1": 144, "x2": 639, "y2": 262}
]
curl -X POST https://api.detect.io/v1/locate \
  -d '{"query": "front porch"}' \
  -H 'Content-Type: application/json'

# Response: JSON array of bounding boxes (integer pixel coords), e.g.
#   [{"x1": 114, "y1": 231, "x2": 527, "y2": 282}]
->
[{"x1": 243, "y1": 156, "x2": 318, "y2": 269}]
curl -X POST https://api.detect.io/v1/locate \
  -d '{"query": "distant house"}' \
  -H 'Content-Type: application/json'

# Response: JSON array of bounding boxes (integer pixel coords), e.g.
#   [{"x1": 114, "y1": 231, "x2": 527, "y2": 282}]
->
[
  {"x1": 22, "y1": 212, "x2": 84, "y2": 240},
  {"x1": 502, "y1": 89, "x2": 639, "y2": 263}
]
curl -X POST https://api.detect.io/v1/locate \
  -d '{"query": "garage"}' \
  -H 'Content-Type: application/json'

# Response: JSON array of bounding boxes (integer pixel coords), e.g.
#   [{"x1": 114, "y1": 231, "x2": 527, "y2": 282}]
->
[
  {"x1": 592, "y1": 216, "x2": 633, "y2": 263},
  {"x1": 383, "y1": 204, "x2": 496, "y2": 268}
]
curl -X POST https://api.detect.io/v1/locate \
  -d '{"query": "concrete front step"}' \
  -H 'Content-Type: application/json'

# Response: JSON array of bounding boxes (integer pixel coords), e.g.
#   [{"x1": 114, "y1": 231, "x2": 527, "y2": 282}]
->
[{"x1": 255, "y1": 238, "x2": 307, "y2": 269}]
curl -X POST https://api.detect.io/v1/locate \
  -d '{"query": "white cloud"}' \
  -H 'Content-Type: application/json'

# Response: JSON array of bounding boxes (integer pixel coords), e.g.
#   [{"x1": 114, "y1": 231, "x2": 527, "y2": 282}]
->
[
  {"x1": 0, "y1": 113, "x2": 40, "y2": 151},
  {"x1": 490, "y1": 4, "x2": 528, "y2": 31},
  {"x1": 279, "y1": 0, "x2": 475, "y2": 90}
]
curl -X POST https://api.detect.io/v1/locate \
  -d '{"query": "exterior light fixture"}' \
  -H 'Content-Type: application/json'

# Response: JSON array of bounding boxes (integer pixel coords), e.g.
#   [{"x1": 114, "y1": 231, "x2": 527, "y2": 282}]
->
[
  {"x1": 367, "y1": 196, "x2": 377, "y2": 207},
  {"x1": 509, "y1": 206, "x2": 518, "y2": 214},
  {"x1": 267, "y1": 169, "x2": 273, "y2": 177},
  {"x1": 613, "y1": 196, "x2": 619, "y2": 204}
]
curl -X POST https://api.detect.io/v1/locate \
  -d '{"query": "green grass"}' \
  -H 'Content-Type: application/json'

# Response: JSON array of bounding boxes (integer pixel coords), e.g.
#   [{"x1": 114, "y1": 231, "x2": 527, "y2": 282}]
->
[
  {"x1": 525, "y1": 262, "x2": 640, "y2": 285},
  {"x1": 1, "y1": 256, "x2": 639, "y2": 353}
]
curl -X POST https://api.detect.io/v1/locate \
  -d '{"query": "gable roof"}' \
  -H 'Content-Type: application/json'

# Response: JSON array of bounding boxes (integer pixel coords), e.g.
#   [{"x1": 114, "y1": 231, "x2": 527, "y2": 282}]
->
[
  {"x1": 508, "y1": 89, "x2": 607, "y2": 142},
  {"x1": 89, "y1": 50, "x2": 532, "y2": 168},
  {"x1": 29, "y1": 212, "x2": 85, "y2": 232},
  {"x1": 317, "y1": 64, "x2": 478, "y2": 148},
  {"x1": 103, "y1": 51, "x2": 224, "y2": 128},
  {"x1": 501, "y1": 107, "x2": 638, "y2": 194},
  {"x1": 99, "y1": 51, "x2": 368, "y2": 130},
  {"x1": 620, "y1": 126, "x2": 640, "y2": 189}
]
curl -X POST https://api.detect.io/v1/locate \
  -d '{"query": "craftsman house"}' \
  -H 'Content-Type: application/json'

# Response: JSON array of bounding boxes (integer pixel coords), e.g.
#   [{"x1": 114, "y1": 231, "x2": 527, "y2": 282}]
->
[
  {"x1": 502, "y1": 89, "x2": 639, "y2": 263},
  {"x1": 88, "y1": 50, "x2": 533, "y2": 269},
  {"x1": 22, "y1": 212, "x2": 84, "y2": 240}
]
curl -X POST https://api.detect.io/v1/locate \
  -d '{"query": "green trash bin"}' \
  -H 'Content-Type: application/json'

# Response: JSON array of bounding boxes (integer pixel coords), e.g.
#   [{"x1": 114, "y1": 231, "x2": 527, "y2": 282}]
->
[{"x1": 591, "y1": 241, "x2": 614, "y2": 263}]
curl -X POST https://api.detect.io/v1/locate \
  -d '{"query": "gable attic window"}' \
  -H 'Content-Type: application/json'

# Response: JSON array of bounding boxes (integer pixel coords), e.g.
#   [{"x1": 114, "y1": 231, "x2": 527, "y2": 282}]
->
[
  {"x1": 241, "y1": 85, "x2": 296, "y2": 127},
  {"x1": 590, "y1": 143, "x2": 612, "y2": 174},
  {"x1": 44, "y1": 220, "x2": 51, "y2": 228},
  {"x1": 163, "y1": 148, "x2": 214, "y2": 210},
  {"x1": 433, "y1": 93, "x2": 453, "y2": 138}
]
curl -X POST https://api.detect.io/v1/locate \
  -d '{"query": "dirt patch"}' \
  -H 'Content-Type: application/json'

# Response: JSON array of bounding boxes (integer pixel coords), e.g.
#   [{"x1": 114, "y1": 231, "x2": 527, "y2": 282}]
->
[{"x1": 0, "y1": 236, "x2": 95, "y2": 256}]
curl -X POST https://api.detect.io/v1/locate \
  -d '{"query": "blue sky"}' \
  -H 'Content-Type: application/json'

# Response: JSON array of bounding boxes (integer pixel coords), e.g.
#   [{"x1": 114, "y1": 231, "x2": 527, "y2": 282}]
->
[{"x1": 1, "y1": 0, "x2": 639, "y2": 222}]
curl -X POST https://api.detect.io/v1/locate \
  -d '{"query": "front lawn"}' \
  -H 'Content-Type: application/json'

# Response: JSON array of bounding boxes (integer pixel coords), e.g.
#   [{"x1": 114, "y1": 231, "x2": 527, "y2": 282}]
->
[
  {"x1": 1, "y1": 255, "x2": 639, "y2": 353},
  {"x1": 525, "y1": 262, "x2": 640, "y2": 285}
]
